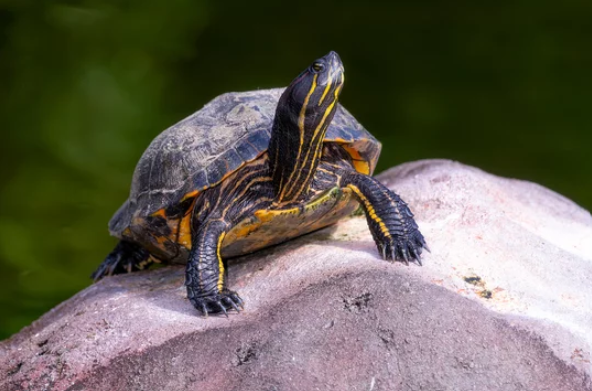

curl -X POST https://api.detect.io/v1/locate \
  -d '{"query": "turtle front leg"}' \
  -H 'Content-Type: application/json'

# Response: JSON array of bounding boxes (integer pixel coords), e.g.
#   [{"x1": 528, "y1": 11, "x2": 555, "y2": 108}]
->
[
  {"x1": 186, "y1": 219, "x2": 243, "y2": 317},
  {"x1": 340, "y1": 170, "x2": 428, "y2": 264},
  {"x1": 92, "y1": 240, "x2": 153, "y2": 281}
]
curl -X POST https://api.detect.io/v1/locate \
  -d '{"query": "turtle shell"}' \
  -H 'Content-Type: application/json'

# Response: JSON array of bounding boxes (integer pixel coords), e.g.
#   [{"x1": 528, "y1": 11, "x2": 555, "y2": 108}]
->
[{"x1": 109, "y1": 88, "x2": 381, "y2": 243}]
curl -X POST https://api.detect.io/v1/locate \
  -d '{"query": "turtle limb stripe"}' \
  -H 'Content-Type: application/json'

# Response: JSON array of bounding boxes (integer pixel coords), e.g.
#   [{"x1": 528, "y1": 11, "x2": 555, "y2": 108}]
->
[
  {"x1": 185, "y1": 159, "x2": 274, "y2": 316},
  {"x1": 185, "y1": 219, "x2": 242, "y2": 317},
  {"x1": 339, "y1": 170, "x2": 428, "y2": 265}
]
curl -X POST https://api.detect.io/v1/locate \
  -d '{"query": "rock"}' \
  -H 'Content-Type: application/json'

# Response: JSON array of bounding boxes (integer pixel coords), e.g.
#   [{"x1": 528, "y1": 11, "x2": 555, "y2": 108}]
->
[{"x1": 1, "y1": 159, "x2": 591, "y2": 391}]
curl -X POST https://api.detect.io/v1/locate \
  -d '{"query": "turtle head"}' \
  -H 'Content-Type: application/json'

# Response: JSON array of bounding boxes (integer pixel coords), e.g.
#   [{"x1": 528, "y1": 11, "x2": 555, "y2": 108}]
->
[
  {"x1": 268, "y1": 51, "x2": 345, "y2": 203},
  {"x1": 285, "y1": 51, "x2": 345, "y2": 117}
]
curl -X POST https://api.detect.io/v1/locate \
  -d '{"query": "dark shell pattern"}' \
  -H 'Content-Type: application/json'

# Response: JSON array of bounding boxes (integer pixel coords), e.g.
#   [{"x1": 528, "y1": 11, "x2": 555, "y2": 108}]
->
[{"x1": 109, "y1": 88, "x2": 380, "y2": 237}]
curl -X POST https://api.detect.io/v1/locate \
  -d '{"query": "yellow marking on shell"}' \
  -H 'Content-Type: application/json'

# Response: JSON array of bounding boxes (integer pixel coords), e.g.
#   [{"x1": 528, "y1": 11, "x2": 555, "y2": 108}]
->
[
  {"x1": 347, "y1": 184, "x2": 391, "y2": 238},
  {"x1": 156, "y1": 235, "x2": 168, "y2": 244},
  {"x1": 334, "y1": 142, "x2": 371, "y2": 175},
  {"x1": 150, "y1": 209, "x2": 167, "y2": 218},
  {"x1": 130, "y1": 155, "x2": 270, "y2": 256},
  {"x1": 289, "y1": 77, "x2": 344, "y2": 199},
  {"x1": 217, "y1": 232, "x2": 226, "y2": 292},
  {"x1": 332, "y1": 137, "x2": 349, "y2": 143},
  {"x1": 181, "y1": 190, "x2": 199, "y2": 202},
  {"x1": 177, "y1": 211, "x2": 193, "y2": 249},
  {"x1": 181, "y1": 195, "x2": 198, "y2": 245},
  {"x1": 223, "y1": 186, "x2": 356, "y2": 258},
  {"x1": 254, "y1": 206, "x2": 300, "y2": 223},
  {"x1": 278, "y1": 74, "x2": 318, "y2": 202},
  {"x1": 225, "y1": 196, "x2": 275, "y2": 241},
  {"x1": 341, "y1": 144, "x2": 364, "y2": 162},
  {"x1": 231, "y1": 217, "x2": 263, "y2": 239},
  {"x1": 352, "y1": 160, "x2": 370, "y2": 175},
  {"x1": 140, "y1": 234, "x2": 172, "y2": 257}
]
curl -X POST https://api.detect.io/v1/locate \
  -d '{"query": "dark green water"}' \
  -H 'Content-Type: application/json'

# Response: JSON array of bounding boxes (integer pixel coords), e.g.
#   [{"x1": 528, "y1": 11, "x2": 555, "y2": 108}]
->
[{"x1": 1, "y1": 0, "x2": 591, "y2": 339}]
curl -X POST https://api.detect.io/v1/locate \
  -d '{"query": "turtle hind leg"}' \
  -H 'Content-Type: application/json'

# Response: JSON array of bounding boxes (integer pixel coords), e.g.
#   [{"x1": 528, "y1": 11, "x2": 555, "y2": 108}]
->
[
  {"x1": 340, "y1": 170, "x2": 428, "y2": 265},
  {"x1": 91, "y1": 241, "x2": 153, "y2": 281}
]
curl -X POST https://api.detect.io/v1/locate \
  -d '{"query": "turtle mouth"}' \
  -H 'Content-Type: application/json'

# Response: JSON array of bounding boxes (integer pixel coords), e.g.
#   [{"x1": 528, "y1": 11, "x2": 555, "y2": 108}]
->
[{"x1": 326, "y1": 51, "x2": 344, "y2": 74}]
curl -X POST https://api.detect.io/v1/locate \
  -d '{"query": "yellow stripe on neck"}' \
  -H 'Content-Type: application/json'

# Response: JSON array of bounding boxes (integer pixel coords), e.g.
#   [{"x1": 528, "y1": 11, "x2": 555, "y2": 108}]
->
[
  {"x1": 287, "y1": 74, "x2": 344, "y2": 200},
  {"x1": 278, "y1": 74, "x2": 318, "y2": 202}
]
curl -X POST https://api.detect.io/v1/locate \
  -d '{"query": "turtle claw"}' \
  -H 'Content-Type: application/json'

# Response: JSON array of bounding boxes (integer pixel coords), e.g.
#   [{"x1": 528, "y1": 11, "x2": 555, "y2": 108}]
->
[
  {"x1": 375, "y1": 229, "x2": 427, "y2": 266},
  {"x1": 409, "y1": 246, "x2": 422, "y2": 266},
  {"x1": 401, "y1": 247, "x2": 410, "y2": 265},
  {"x1": 91, "y1": 252, "x2": 121, "y2": 281},
  {"x1": 224, "y1": 297, "x2": 241, "y2": 312},
  {"x1": 345, "y1": 173, "x2": 429, "y2": 266},
  {"x1": 218, "y1": 301, "x2": 229, "y2": 318},
  {"x1": 380, "y1": 244, "x2": 387, "y2": 260},
  {"x1": 92, "y1": 241, "x2": 151, "y2": 281},
  {"x1": 226, "y1": 291, "x2": 244, "y2": 308},
  {"x1": 188, "y1": 290, "x2": 243, "y2": 317}
]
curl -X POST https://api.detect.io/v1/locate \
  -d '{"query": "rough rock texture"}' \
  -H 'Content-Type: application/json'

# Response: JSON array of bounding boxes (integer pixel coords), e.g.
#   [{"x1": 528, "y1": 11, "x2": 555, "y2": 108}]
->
[{"x1": 1, "y1": 159, "x2": 591, "y2": 391}]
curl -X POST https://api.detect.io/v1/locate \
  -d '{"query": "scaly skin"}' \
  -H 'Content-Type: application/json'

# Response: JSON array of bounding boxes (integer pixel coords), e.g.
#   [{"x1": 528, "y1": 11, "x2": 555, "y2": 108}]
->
[
  {"x1": 340, "y1": 170, "x2": 427, "y2": 264},
  {"x1": 93, "y1": 51, "x2": 428, "y2": 317},
  {"x1": 185, "y1": 219, "x2": 243, "y2": 316}
]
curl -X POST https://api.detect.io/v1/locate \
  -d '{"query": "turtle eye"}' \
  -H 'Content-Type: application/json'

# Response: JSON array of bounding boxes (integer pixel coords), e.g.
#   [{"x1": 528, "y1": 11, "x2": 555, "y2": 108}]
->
[{"x1": 311, "y1": 62, "x2": 324, "y2": 73}]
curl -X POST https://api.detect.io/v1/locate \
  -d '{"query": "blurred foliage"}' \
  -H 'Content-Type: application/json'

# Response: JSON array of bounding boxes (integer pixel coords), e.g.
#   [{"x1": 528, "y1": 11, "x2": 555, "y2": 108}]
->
[{"x1": 1, "y1": 0, "x2": 591, "y2": 339}]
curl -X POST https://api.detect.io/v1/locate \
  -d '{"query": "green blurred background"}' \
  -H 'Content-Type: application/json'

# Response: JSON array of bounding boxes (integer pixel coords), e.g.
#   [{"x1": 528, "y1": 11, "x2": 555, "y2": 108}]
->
[{"x1": 1, "y1": 0, "x2": 590, "y2": 339}]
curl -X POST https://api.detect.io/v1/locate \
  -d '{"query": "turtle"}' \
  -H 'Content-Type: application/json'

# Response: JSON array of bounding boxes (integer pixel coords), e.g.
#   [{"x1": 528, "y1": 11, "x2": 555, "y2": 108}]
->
[{"x1": 92, "y1": 51, "x2": 428, "y2": 316}]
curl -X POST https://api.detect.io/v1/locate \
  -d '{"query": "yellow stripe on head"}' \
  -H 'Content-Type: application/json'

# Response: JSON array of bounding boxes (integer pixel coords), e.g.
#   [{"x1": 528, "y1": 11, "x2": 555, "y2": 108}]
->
[{"x1": 318, "y1": 67, "x2": 334, "y2": 106}]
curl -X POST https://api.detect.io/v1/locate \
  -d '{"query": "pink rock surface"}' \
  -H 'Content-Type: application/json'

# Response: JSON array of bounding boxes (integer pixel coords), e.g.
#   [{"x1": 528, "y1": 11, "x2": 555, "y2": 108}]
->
[{"x1": 1, "y1": 159, "x2": 591, "y2": 391}]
